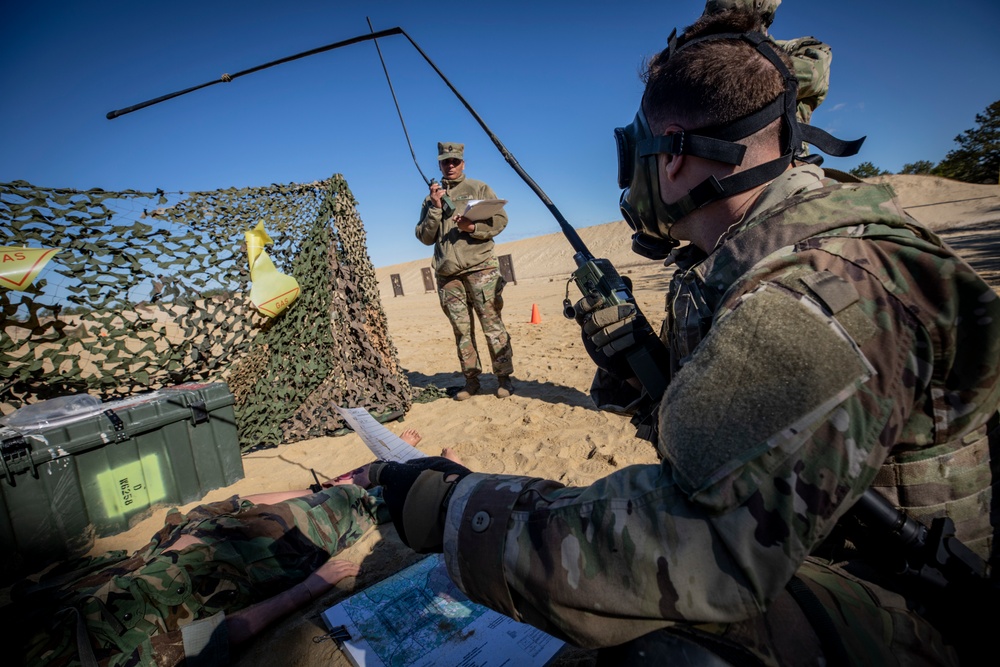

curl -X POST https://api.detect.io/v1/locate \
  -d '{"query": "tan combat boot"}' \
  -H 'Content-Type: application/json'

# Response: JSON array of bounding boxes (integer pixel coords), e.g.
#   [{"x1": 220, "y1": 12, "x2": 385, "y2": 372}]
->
[
  {"x1": 454, "y1": 376, "x2": 480, "y2": 401},
  {"x1": 496, "y1": 375, "x2": 514, "y2": 398}
]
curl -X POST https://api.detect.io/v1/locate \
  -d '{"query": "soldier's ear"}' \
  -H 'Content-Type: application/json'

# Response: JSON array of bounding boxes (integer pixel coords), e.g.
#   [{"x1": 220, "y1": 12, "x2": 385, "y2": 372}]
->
[{"x1": 662, "y1": 151, "x2": 685, "y2": 183}]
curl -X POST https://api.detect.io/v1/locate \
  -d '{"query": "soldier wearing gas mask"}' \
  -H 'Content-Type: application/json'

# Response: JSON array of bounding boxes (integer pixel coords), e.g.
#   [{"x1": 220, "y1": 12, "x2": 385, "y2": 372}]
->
[
  {"x1": 579, "y1": 0, "x2": 838, "y2": 435},
  {"x1": 365, "y1": 7, "x2": 999, "y2": 665}
]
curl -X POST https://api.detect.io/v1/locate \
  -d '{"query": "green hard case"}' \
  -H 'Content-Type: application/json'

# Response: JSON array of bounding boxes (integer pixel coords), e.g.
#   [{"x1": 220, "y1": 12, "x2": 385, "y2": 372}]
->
[{"x1": 0, "y1": 382, "x2": 244, "y2": 581}]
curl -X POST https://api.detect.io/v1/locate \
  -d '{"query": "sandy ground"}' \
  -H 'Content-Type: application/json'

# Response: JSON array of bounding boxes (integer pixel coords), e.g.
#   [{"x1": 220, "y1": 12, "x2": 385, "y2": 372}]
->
[{"x1": 13, "y1": 175, "x2": 1000, "y2": 665}]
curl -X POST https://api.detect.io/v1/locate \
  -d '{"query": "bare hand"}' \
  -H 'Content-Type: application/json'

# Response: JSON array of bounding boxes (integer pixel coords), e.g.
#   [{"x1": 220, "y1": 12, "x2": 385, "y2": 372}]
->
[
  {"x1": 429, "y1": 182, "x2": 445, "y2": 209},
  {"x1": 454, "y1": 216, "x2": 475, "y2": 233},
  {"x1": 326, "y1": 463, "x2": 372, "y2": 489},
  {"x1": 312, "y1": 558, "x2": 361, "y2": 587}
]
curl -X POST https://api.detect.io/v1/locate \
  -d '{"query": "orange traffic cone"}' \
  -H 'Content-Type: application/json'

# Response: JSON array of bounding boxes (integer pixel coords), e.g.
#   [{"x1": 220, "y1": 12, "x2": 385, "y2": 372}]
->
[{"x1": 530, "y1": 303, "x2": 542, "y2": 324}]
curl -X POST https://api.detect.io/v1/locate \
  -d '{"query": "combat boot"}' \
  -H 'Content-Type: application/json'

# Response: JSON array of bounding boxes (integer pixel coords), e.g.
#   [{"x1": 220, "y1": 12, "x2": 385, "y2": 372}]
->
[
  {"x1": 454, "y1": 376, "x2": 480, "y2": 401},
  {"x1": 496, "y1": 375, "x2": 514, "y2": 398}
]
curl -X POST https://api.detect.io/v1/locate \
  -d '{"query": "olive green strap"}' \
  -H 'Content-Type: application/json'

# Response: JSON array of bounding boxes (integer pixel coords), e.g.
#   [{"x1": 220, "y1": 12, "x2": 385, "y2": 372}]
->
[{"x1": 785, "y1": 575, "x2": 849, "y2": 667}]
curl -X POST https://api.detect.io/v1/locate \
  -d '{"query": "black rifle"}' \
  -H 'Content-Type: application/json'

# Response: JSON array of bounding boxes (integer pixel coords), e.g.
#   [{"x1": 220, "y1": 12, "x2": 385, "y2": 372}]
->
[{"x1": 846, "y1": 489, "x2": 998, "y2": 662}]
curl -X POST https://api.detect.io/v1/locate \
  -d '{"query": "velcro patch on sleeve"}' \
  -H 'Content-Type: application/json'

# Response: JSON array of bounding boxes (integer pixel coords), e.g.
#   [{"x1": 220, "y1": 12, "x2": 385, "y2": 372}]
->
[{"x1": 659, "y1": 284, "x2": 873, "y2": 494}]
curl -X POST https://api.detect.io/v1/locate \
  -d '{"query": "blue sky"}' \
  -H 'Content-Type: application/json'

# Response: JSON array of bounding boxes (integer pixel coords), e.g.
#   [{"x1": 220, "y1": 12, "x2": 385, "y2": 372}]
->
[{"x1": 3, "y1": 1, "x2": 998, "y2": 268}]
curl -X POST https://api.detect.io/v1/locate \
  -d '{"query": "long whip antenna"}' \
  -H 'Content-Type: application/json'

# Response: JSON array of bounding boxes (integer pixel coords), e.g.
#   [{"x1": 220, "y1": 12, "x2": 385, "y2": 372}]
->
[
  {"x1": 106, "y1": 27, "x2": 404, "y2": 120},
  {"x1": 105, "y1": 24, "x2": 592, "y2": 257},
  {"x1": 366, "y1": 17, "x2": 431, "y2": 185}
]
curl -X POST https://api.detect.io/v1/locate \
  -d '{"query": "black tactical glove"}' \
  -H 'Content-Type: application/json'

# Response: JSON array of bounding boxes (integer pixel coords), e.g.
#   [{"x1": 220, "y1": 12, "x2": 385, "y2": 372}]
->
[
  {"x1": 573, "y1": 283, "x2": 655, "y2": 381},
  {"x1": 368, "y1": 457, "x2": 471, "y2": 553}
]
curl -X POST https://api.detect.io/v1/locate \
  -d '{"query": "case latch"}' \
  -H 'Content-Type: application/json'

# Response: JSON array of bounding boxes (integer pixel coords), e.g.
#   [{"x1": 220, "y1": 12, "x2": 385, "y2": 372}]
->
[
  {"x1": 189, "y1": 400, "x2": 209, "y2": 425},
  {"x1": 103, "y1": 409, "x2": 130, "y2": 442},
  {"x1": 1, "y1": 429, "x2": 34, "y2": 485}
]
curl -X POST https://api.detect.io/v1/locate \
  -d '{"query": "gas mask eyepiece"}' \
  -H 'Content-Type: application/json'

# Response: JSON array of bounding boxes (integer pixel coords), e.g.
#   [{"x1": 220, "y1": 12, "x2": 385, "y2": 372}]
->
[
  {"x1": 615, "y1": 117, "x2": 677, "y2": 259},
  {"x1": 614, "y1": 110, "x2": 681, "y2": 256},
  {"x1": 614, "y1": 125, "x2": 635, "y2": 190}
]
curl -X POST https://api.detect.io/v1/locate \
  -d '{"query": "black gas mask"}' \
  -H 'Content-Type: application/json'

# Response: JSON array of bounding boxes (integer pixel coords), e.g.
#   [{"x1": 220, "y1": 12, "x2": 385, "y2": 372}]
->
[{"x1": 615, "y1": 30, "x2": 864, "y2": 260}]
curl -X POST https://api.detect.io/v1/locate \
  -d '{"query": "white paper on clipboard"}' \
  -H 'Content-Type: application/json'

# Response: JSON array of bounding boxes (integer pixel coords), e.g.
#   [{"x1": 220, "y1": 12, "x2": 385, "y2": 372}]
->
[
  {"x1": 456, "y1": 198, "x2": 507, "y2": 221},
  {"x1": 333, "y1": 405, "x2": 425, "y2": 462}
]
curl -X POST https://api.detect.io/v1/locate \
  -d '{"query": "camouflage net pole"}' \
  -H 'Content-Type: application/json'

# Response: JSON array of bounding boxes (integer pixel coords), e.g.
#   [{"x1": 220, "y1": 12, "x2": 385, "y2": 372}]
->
[{"x1": 1, "y1": 176, "x2": 411, "y2": 450}]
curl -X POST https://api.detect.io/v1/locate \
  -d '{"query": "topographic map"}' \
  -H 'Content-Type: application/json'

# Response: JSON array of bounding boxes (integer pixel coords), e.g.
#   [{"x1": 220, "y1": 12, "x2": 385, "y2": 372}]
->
[{"x1": 322, "y1": 554, "x2": 563, "y2": 667}]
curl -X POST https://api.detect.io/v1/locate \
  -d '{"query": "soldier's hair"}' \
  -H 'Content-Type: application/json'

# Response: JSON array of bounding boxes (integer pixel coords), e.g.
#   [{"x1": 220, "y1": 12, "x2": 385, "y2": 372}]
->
[{"x1": 642, "y1": 7, "x2": 793, "y2": 145}]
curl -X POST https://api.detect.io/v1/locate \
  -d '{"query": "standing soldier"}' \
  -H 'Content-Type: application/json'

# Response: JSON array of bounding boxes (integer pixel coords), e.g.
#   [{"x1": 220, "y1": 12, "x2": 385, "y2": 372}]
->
[{"x1": 416, "y1": 142, "x2": 514, "y2": 400}]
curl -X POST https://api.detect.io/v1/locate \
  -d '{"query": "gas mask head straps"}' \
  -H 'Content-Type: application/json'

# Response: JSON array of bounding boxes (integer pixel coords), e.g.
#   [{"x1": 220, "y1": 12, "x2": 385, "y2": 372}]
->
[{"x1": 616, "y1": 29, "x2": 864, "y2": 260}]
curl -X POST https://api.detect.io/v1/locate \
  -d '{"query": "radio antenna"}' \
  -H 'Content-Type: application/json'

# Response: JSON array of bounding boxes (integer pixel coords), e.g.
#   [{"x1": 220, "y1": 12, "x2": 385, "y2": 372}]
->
[
  {"x1": 105, "y1": 24, "x2": 591, "y2": 257},
  {"x1": 366, "y1": 17, "x2": 431, "y2": 186}
]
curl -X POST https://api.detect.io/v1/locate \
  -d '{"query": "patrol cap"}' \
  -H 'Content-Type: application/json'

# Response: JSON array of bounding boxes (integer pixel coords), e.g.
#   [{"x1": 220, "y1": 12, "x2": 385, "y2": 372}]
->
[
  {"x1": 704, "y1": 0, "x2": 780, "y2": 27},
  {"x1": 437, "y1": 142, "x2": 464, "y2": 161}
]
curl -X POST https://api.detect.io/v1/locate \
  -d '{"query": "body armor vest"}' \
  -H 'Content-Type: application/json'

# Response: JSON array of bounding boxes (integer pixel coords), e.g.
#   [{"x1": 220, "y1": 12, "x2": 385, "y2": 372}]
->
[{"x1": 662, "y1": 181, "x2": 998, "y2": 563}]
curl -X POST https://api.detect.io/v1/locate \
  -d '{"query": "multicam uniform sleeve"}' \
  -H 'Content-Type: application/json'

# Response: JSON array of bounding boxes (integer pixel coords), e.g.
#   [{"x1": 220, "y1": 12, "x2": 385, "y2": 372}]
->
[{"x1": 442, "y1": 275, "x2": 918, "y2": 649}]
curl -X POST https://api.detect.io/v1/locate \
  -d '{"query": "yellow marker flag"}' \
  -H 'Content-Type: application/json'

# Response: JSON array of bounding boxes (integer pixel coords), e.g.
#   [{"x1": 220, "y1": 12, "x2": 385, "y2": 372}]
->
[
  {"x1": 245, "y1": 221, "x2": 300, "y2": 317},
  {"x1": 0, "y1": 246, "x2": 61, "y2": 291}
]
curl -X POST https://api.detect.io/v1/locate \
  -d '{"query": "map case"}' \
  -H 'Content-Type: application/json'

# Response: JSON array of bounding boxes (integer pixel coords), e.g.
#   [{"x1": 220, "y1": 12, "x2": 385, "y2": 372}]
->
[{"x1": 321, "y1": 553, "x2": 564, "y2": 666}]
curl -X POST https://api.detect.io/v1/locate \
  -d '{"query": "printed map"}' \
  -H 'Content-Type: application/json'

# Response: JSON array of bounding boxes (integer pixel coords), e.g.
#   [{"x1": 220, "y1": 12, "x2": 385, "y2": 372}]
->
[{"x1": 322, "y1": 554, "x2": 563, "y2": 667}]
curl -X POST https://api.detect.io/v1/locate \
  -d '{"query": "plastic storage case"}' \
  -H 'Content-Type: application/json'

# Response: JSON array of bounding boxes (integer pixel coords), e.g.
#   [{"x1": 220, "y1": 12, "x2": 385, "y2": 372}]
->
[{"x1": 0, "y1": 382, "x2": 244, "y2": 580}]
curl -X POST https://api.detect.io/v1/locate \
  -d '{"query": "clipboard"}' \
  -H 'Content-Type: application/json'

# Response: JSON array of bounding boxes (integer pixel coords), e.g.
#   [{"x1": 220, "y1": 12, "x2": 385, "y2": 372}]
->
[{"x1": 457, "y1": 198, "x2": 507, "y2": 221}]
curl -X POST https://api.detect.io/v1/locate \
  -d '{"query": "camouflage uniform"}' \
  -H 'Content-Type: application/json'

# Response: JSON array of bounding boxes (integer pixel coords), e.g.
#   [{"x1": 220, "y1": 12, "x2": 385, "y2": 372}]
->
[
  {"x1": 777, "y1": 36, "x2": 830, "y2": 126},
  {"x1": 416, "y1": 173, "x2": 513, "y2": 380},
  {"x1": 16, "y1": 485, "x2": 385, "y2": 667},
  {"x1": 439, "y1": 166, "x2": 1000, "y2": 664},
  {"x1": 705, "y1": 1, "x2": 831, "y2": 127}
]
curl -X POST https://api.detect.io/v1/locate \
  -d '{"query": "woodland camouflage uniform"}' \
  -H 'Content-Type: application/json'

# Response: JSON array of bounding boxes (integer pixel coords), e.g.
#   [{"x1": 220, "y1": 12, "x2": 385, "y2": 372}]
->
[
  {"x1": 441, "y1": 166, "x2": 1000, "y2": 664},
  {"x1": 416, "y1": 156, "x2": 513, "y2": 384},
  {"x1": 14, "y1": 485, "x2": 385, "y2": 667}
]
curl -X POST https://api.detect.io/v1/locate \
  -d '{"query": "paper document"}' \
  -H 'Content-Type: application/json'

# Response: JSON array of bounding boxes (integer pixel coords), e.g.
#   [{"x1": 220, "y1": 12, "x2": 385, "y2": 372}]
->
[
  {"x1": 457, "y1": 198, "x2": 507, "y2": 221},
  {"x1": 321, "y1": 553, "x2": 564, "y2": 667},
  {"x1": 333, "y1": 405, "x2": 425, "y2": 462}
]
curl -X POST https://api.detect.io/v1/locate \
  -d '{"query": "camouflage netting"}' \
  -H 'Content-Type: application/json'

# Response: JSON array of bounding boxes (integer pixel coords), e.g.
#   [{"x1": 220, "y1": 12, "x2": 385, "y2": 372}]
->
[{"x1": 0, "y1": 175, "x2": 411, "y2": 451}]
